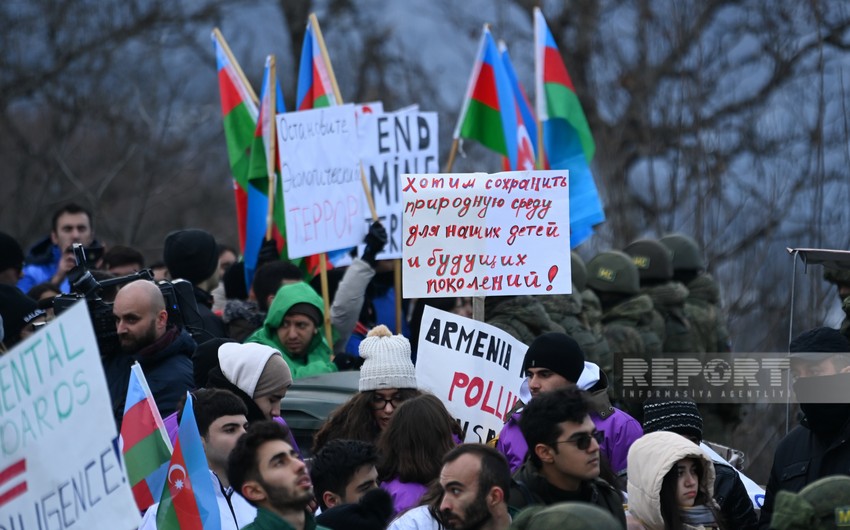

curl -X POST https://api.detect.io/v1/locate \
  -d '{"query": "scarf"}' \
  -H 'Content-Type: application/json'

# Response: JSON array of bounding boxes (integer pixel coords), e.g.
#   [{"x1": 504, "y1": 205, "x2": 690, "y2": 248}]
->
[{"x1": 680, "y1": 504, "x2": 718, "y2": 527}]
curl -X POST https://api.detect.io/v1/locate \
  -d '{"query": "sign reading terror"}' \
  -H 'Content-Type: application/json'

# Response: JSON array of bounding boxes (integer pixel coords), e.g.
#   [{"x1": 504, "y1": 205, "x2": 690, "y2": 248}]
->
[
  {"x1": 415, "y1": 306, "x2": 528, "y2": 444},
  {"x1": 0, "y1": 301, "x2": 139, "y2": 530}
]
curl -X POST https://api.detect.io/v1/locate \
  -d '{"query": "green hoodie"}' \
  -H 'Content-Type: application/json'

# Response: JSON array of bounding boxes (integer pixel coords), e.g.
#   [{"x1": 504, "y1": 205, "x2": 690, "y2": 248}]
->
[{"x1": 246, "y1": 282, "x2": 337, "y2": 379}]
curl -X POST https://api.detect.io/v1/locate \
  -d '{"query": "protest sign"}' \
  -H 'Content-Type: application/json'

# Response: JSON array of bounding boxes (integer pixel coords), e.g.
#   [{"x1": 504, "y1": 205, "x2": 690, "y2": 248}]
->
[
  {"x1": 0, "y1": 302, "x2": 139, "y2": 530},
  {"x1": 360, "y1": 109, "x2": 439, "y2": 259},
  {"x1": 277, "y1": 104, "x2": 366, "y2": 258},
  {"x1": 403, "y1": 170, "x2": 571, "y2": 297},
  {"x1": 415, "y1": 306, "x2": 528, "y2": 444}
]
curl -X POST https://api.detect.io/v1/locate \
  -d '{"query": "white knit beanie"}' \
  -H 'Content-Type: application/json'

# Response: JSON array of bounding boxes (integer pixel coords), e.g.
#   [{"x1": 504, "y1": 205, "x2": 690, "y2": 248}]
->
[{"x1": 358, "y1": 325, "x2": 417, "y2": 391}]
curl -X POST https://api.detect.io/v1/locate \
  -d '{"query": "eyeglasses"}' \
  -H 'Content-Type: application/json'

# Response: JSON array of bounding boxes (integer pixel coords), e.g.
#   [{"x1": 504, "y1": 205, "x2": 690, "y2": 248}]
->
[
  {"x1": 555, "y1": 430, "x2": 604, "y2": 451},
  {"x1": 369, "y1": 395, "x2": 405, "y2": 410}
]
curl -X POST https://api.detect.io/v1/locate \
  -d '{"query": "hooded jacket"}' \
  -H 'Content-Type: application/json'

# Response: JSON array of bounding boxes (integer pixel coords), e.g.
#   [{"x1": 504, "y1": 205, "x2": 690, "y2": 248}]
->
[
  {"x1": 246, "y1": 282, "x2": 337, "y2": 379},
  {"x1": 627, "y1": 431, "x2": 719, "y2": 530}
]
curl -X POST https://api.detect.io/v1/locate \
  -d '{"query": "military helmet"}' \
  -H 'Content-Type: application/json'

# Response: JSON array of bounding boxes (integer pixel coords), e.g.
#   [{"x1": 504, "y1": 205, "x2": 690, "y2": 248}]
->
[
  {"x1": 771, "y1": 475, "x2": 850, "y2": 530},
  {"x1": 623, "y1": 239, "x2": 674, "y2": 282},
  {"x1": 659, "y1": 233, "x2": 705, "y2": 271},
  {"x1": 571, "y1": 251, "x2": 587, "y2": 291},
  {"x1": 824, "y1": 268, "x2": 850, "y2": 286},
  {"x1": 586, "y1": 250, "x2": 640, "y2": 296}
]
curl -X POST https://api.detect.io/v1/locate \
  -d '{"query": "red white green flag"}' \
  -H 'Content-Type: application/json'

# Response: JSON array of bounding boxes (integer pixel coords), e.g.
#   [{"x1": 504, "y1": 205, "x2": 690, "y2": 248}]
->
[
  {"x1": 453, "y1": 26, "x2": 531, "y2": 171},
  {"x1": 212, "y1": 29, "x2": 259, "y2": 253},
  {"x1": 119, "y1": 362, "x2": 173, "y2": 511}
]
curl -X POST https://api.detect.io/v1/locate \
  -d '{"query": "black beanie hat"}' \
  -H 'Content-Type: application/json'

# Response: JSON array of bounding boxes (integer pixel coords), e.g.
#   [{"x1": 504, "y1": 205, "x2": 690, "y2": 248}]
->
[
  {"x1": 642, "y1": 398, "x2": 703, "y2": 442},
  {"x1": 163, "y1": 229, "x2": 219, "y2": 286},
  {"x1": 286, "y1": 302, "x2": 322, "y2": 327},
  {"x1": 789, "y1": 327, "x2": 850, "y2": 362},
  {"x1": 315, "y1": 488, "x2": 394, "y2": 530},
  {"x1": 521, "y1": 332, "x2": 585, "y2": 383},
  {"x1": 0, "y1": 232, "x2": 24, "y2": 272},
  {"x1": 0, "y1": 285, "x2": 38, "y2": 348}
]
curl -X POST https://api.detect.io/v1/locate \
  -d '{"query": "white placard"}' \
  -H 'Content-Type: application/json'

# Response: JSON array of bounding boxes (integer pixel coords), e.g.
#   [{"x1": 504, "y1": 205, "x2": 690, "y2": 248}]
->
[
  {"x1": 277, "y1": 104, "x2": 366, "y2": 258},
  {"x1": 402, "y1": 170, "x2": 571, "y2": 297},
  {"x1": 415, "y1": 306, "x2": 528, "y2": 443},
  {"x1": 0, "y1": 302, "x2": 139, "y2": 529}
]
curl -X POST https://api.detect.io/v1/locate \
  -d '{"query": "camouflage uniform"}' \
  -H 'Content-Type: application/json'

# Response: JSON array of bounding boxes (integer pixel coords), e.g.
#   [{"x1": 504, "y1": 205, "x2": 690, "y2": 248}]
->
[
  {"x1": 538, "y1": 290, "x2": 612, "y2": 379},
  {"x1": 660, "y1": 234, "x2": 730, "y2": 353},
  {"x1": 684, "y1": 273, "x2": 731, "y2": 353},
  {"x1": 644, "y1": 281, "x2": 699, "y2": 354},
  {"x1": 624, "y1": 238, "x2": 699, "y2": 355},
  {"x1": 484, "y1": 295, "x2": 565, "y2": 346},
  {"x1": 586, "y1": 251, "x2": 663, "y2": 405},
  {"x1": 600, "y1": 293, "x2": 663, "y2": 358}
]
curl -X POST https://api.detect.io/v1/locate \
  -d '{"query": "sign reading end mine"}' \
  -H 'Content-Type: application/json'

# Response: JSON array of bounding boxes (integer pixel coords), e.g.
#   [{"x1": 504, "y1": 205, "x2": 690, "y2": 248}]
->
[{"x1": 402, "y1": 170, "x2": 571, "y2": 298}]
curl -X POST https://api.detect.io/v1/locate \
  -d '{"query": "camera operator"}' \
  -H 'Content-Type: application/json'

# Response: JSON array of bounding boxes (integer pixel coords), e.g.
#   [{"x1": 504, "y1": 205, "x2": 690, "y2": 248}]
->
[
  {"x1": 18, "y1": 203, "x2": 103, "y2": 294},
  {"x1": 106, "y1": 279, "x2": 195, "y2": 426}
]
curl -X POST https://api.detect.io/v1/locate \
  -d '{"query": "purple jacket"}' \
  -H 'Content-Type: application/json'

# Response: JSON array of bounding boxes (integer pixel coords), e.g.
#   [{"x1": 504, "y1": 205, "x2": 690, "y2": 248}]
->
[
  {"x1": 495, "y1": 406, "x2": 642, "y2": 475},
  {"x1": 163, "y1": 412, "x2": 300, "y2": 455},
  {"x1": 381, "y1": 477, "x2": 428, "y2": 515}
]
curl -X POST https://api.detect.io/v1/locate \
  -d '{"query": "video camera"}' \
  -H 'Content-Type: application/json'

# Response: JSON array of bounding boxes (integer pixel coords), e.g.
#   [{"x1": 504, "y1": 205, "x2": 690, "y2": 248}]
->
[{"x1": 52, "y1": 243, "x2": 206, "y2": 357}]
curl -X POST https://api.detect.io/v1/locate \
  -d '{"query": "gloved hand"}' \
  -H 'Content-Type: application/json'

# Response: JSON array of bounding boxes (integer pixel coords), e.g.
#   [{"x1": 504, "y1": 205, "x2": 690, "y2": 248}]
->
[
  {"x1": 361, "y1": 221, "x2": 388, "y2": 266},
  {"x1": 332, "y1": 353, "x2": 364, "y2": 371},
  {"x1": 257, "y1": 238, "x2": 279, "y2": 267}
]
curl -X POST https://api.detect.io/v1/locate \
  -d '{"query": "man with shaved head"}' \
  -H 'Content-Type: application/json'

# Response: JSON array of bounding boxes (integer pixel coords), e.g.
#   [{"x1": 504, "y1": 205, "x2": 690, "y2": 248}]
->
[{"x1": 106, "y1": 279, "x2": 196, "y2": 425}]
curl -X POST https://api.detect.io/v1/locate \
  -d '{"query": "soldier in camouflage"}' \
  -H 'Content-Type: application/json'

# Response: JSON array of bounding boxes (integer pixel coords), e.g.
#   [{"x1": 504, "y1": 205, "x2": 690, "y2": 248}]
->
[
  {"x1": 586, "y1": 251, "x2": 663, "y2": 408},
  {"x1": 823, "y1": 268, "x2": 850, "y2": 341},
  {"x1": 538, "y1": 251, "x2": 613, "y2": 378},
  {"x1": 660, "y1": 233, "x2": 731, "y2": 354},
  {"x1": 484, "y1": 295, "x2": 565, "y2": 346},
  {"x1": 660, "y1": 233, "x2": 738, "y2": 440},
  {"x1": 624, "y1": 239, "x2": 699, "y2": 355}
]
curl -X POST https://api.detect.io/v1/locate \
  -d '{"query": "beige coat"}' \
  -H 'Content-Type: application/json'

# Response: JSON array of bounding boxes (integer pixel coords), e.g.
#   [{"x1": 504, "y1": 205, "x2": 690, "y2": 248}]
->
[{"x1": 626, "y1": 431, "x2": 719, "y2": 530}]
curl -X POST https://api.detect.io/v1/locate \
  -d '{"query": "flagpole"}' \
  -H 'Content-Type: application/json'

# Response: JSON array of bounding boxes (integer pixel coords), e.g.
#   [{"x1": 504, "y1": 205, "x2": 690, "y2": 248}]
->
[
  {"x1": 265, "y1": 56, "x2": 277, "y2": 241},
  {"x1": 444, "y1": 138, "x2": 460, "y2": 172},
  {"x1": 212, "y1": 28, "x2": 259, "y2": 105}
]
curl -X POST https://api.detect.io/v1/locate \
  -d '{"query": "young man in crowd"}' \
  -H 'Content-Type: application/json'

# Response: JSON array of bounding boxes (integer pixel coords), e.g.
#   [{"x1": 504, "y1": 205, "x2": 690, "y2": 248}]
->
[
  {"x1": 310, "y1": 439, "x2": 380, "y2": 510},
  {"x1": 229, "y1": 421, "x2": 330, "y2": 530},
  {"x1": 509, "y1": 386, "x2": 626, "y2": 526},
  {"x1": 140, "y1": 388, "x2": 256, "y2": 529}
]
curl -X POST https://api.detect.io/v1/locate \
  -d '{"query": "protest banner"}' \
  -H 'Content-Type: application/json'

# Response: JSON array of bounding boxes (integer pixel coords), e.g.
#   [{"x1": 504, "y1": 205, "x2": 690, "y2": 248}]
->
[
  {"x1": 403, "y1": 169, "x2": 571, "y2": 297},
  {"x1": 415, "y1": 306, "x2": 528, "y2": 444},
  {"x1": 0, "y1": 302, "x2": 139, "y2": 530},
  {"x1": 360, "y1": 108, "x2": 439, "y2": 259},
  {"x1": 276, "y1": 103, "x2": 366, "y2": 258}
]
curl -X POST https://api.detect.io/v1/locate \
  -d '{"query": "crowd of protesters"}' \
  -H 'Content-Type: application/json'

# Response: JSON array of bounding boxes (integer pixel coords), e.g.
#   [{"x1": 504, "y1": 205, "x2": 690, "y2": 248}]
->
[{"x1": 2, "y1": 202, "x2": 850, "y2": 530}]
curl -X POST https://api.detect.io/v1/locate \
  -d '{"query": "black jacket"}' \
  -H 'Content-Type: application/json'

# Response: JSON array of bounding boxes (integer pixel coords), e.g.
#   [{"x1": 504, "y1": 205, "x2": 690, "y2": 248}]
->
[
  {"x1": 758, "y1": 412, "x2": 850, "y2": 528},
  {"x1": 104, "y1": 326, "x2": 196, "y2": 426},
  {"x1": 509, "y1": 461, "x2": 627, "y2": 528},
  {"x1": 713, "y1": 461, "x2": 758, "y2": 529}
]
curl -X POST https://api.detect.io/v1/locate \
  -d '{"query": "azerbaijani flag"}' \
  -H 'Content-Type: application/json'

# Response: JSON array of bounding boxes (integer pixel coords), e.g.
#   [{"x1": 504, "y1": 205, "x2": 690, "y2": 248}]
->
[
  {"x1": 119, "y1": 362, "x2": 173, "y2": 511},
  {"x1": 534, "y1": 7, "x2": 605, "y2": 246},
  {"x1": 244, "y1": 55, "x2": 292, "y2": 288},
  {"x1": 453, "y1": 27, "x2": 528, "y2": 171},
  {"x1": 212, "y1": 29, "x2": 259, "y2": 254},
  {"x1": 499, "y1": 40, "x2": 538, "y2": 171},
  {"x1": 296, "y1": 18, "x2": 338, "y2": 110},
  {"x1": 155, "y1": 392, "x2": 221, "y2": 530}
]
